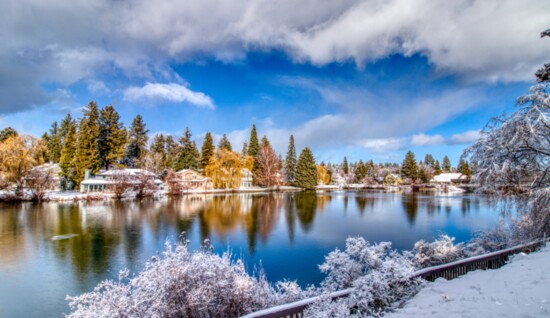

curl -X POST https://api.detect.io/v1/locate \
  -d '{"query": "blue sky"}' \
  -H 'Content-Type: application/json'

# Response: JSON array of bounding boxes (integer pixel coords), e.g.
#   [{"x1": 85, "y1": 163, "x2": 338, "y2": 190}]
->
[{"x1": 1, "y1": 0, "x2": 549, "y2": 166}]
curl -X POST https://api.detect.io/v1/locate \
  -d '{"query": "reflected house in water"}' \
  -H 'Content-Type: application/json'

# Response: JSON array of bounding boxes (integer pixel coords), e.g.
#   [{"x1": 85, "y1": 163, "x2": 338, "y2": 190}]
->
[
  {"x1": 80, "y1": 169, "x2": 163, "y2": 192},
  {"x1": 430, "y1": 173, "x2": 469, "y2": 185},
  {"x1": 169, "y1": 169, "x2": 213, "y2": 191}
]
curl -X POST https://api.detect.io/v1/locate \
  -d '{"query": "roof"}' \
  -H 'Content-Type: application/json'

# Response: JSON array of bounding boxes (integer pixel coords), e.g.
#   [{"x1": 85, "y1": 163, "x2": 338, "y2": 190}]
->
[
  {"x1": 99, "y1": 169, "x2": 156, "y2": 177},
  {"x1": 431, "y1": 173, "x2": 467, "y2": 182}
]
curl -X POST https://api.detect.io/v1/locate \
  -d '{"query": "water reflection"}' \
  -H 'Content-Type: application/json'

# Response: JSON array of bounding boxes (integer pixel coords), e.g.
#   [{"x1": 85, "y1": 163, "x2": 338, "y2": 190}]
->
[{"x1": 0, "y1": 192, "x2": 498, "y2": 318}]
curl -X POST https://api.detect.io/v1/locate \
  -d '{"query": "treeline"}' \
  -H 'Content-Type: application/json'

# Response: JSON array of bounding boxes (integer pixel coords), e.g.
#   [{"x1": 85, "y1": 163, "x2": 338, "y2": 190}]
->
[{"x1": 0, "y1": 100, "x2": 472, "y2": 191}]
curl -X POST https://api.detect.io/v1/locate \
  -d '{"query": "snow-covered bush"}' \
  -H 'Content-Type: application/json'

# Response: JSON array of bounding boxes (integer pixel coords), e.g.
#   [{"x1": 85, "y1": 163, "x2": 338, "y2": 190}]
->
[
  {"x1": 315, "y1": 237, "x2": 422, "y2": 317},
  {"x1": 303, "y1": 295, "x2": 355, "y2": 318},
  {"x1": 67, "y1": 239, "x2": 304, "y2": 318},
  {"x1": 410, "y1": 234, "x2": 465, "y2": 268}
]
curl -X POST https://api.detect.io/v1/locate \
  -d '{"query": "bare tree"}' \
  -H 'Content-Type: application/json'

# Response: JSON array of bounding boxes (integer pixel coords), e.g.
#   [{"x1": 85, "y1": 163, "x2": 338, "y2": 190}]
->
[
  {"x1": 135, "y1": 171, "x2": 157, "y2": 197},
  {"x1": 109, "y1": 170, "x2": 132, "y2": 199},
  {"x1": 255, "y1": 143, "x2": 281, "y2": 187},
  {"x1": 464, "y1": 30, "x2": 550, "y2": 239},
  {"x1": 25, "y1": 168, "x2": 56, "y2": 201},
  {"x1": 165, "y1": 170, "x2": 183, "y2": 195}
]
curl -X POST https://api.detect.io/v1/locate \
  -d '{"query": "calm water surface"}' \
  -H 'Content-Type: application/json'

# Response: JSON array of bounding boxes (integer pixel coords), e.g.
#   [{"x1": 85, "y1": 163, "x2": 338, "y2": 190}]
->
[{"x1": 0, "y1": 192, "x2": 497, "y2": 317}]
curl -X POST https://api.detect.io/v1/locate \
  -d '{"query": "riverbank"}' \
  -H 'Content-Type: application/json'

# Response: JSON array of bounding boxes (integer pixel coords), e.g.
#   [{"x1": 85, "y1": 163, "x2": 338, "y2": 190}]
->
[
  {"x1": 388, "y1": 244, "x2": 550, "y2": 317},
  {"x1": 0, "y1": 184, "x2": 468, "y2": 202}
]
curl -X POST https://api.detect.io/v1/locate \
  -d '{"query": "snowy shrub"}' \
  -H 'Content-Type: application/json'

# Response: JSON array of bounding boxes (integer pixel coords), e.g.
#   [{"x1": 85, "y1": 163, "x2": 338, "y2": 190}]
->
[
  {"x1": 303, "y1": 294, "x2": 355, "y2": 318},
  {"x1": 410, "y1": 235, "x2": 465, "y2": 268},
  {"x1": 67, "y1": 239, "x2": 304, "y2": 318},
  {"x1": 316, "y1": 237, "x2": 422, "y2": 317}
]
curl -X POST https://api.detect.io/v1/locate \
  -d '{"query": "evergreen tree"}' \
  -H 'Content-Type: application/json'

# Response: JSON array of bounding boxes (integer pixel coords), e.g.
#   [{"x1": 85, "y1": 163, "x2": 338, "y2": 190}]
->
[
  {"x1": 150, "y1": 133, "x2": 167, "y2": 170},
  {"x1": 434, "y1": 160, "x2": 442, "y2": 175},
  {"x1": 442, "y1": 155, "x2": 452, "y2": 173},
  {"x1": 401, "y1": 150, "x2": 419, "y2": 183},
  {"x1": 45, "y1": 121, "x2": 62, "y2": 163},
  {"x1": 74, "y1": 101, "x2": 101, "y2": 185},
  {"x1": 354, "y1": 160, "x2": 367, "y2": 182},
  {"x1": 165, "y1": 135, "x2": 180, "y2": 169},
  {"x1": 241, "y1": 142, "x2": 248, "y2": 156},
  {"x1": 424, "y1": 154, "x2": 435, "y2": 167},
  {"x1": 175, "y1": 128, "x2": 199, "y2": 171},
  {"x1": 98, "y1": 105, "x2": 126, "y2": 170},
  {"x1": 0, "y1": 127, "x2": 17, "y2": 143},
  {"x1": 247, "y1": 124, "x2": 259, "y2": 158},
  {"x1": 200, "y1": 132, "x2": 215, "y2": 170},
  {"x1": 284, "y1": 134, "x2": 297, "y2": 183},
  {"x1": 294, "y1": 147, "x2": 318, "y2": 190},
  {"x1": 59, "y1": 122, "x2": 77, "y2": 190},
  {"x1": 217, "y1": 134, "x2": 232, "y2": 151},
  {"x1": 457, "y1": 159, "x2": 472, "y2": 177},
  {"x1": 124, "y1": 114, "x2": 149, "y2": 168},
  {"x1": 343, "y1": 157, "x2": 349, "y2": 175}
]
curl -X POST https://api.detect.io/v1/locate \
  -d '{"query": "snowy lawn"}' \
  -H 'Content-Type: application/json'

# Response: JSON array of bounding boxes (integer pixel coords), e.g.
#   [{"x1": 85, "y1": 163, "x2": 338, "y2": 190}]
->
[{"x1": 389, "y1": 245, "x2": 550, "y2": 317}]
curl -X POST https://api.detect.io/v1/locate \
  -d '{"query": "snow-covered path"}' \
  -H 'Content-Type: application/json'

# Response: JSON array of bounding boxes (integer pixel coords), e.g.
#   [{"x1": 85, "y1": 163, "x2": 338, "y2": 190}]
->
[{"x1": 389, "y1": 245, "x2": 550, "y2": 318}]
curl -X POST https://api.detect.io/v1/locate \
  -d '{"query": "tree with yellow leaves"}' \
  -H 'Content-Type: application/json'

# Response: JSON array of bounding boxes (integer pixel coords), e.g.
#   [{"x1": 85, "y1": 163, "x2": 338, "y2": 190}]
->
[
  {"x1": 205, "y1": 149, "x2": 253, "y2": 189},
  {"x1": 0, "y1": 135, "x2": 45, "y2": 189},
  {"x1": 316, "y1": 165, "x2": 331, "y2": 185}
]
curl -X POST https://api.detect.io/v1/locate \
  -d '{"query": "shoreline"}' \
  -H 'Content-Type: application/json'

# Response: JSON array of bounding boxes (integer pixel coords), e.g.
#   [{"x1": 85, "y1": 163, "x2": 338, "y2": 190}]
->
[{"x1": 0, "y1": 184, "x2": 468, "y2": 203}]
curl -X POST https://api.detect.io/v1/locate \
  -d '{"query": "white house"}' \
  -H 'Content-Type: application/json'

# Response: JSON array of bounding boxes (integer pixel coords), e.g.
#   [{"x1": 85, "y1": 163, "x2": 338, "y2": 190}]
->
[
  {"x1": 430, "y1": 173, "x2": 469, "y2": 185},
  {"x1": 240, "y1": 168, "x2": 253, "y2": 188},
  {"x1": 80, "y1": 169, "x2": 162, "y2": 193},
  {"x1": 168, "y1": 169, "x2": 212, "y2": 191}
]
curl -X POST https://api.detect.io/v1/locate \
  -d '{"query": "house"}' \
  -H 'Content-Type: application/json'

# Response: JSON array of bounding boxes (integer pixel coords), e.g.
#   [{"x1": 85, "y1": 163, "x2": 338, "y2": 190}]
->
[
  {"x1": 168, "y1": 169, "x2": 212, "y2": 191},
  {"x1": 24, "y1": 163, "x2": 62, "y2": 190},
  {"x1": 240, "y1": 168, "x2": 253, "y2": 188},
  {"x1": 430, "y1": 173, "x2": 469, "y2": 185},
  {"x1": 80, "y1": 169, "x2": 163, "y2": 193},
  {"x1": 383, "y1": 173, "x2": 403, "y2": 186}
]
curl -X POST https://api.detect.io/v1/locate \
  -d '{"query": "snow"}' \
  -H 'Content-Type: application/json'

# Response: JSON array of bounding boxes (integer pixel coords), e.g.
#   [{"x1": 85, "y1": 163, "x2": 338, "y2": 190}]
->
[{"x1": 388, "y1": 245, "x2": 550, "y2": 318}]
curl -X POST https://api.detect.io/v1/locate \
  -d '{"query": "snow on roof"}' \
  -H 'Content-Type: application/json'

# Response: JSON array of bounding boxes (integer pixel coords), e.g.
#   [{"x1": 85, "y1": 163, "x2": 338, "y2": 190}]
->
[
  {"x1": 431, "y1": 173, "x2": 466, "y2": 182},
  {"x1": 99, "y1": 169, "x2": 156, "y2": 176}
]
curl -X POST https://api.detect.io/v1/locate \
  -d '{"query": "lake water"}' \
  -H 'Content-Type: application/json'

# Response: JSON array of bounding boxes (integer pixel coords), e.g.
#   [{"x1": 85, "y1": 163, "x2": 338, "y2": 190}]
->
[{"x1": 0, "y1": 192, "x2": 498, "y2": 317}]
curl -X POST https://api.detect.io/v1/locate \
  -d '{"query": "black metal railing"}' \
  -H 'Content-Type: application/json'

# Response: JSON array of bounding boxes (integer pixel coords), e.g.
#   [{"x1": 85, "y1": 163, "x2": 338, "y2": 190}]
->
[{"x1": 240, "y1": 240, "x2": 545, "y2": 318}]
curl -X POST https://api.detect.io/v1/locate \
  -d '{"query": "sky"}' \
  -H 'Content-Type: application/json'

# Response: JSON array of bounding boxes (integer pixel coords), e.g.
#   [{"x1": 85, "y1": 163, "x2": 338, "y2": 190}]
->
[{"x1": 1, "y1": 0, "x2": 549, "y2": 166}]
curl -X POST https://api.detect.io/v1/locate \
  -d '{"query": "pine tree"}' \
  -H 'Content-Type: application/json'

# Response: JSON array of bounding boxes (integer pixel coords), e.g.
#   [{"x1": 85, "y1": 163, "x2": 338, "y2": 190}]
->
[
  {"x1": 284, "y1": 134, "x2": 297, "y2": 183},
  {"x1": 150, "y1": 133, "x2": 167, "y2": 170},
  {"x1": 0, "y1": 127, "x2": 18, "y2": 143},
  {"x1": 98, "y1": 105, "x2": 126, "y2": 170},
  {"x1": 241, "y1": 142, "x2": 248, "y2": 156},
  {"x1": 434, "y1": 160, "x2": 442, "y2": 175},
  {"x1": 217, "y1": 134, "x2": 232, "y2": 151},
  {"x1": 175, "y1": 128, "x2": 199, "y2": 171},
  {"x1": 354, "y1": 160, "x2": 367, "y2": 182},
  {"x1": 165, "y1": 135, "x2": 180, "y2": 169},
  {"x1": 124, "y1": 114, "x2": 149, "y2": 168},
  {"x1": 59, "y1": 122, "x2": 77, "y2": 190},
  {"x1": 247, "y1": 124, "x2": 259, "y2": 158},
  {"x1": 343, "y1": 157, "x2": 349, "y2": 175},
  {"x1": 59, "y1": 113, "x2": 74, "y2": 144},
  {"x1": 74, "y1": 101, "x2": 101, "y2": 185},
  {"x1": 457, "y1": 159, "x2": 472, "y2": 177},
  {"x1": 401, "y1": 150, "x2": 419, "y2": 183},
  {"x1": 45, "y1": 121, "x2": 62, "y2": 163},
  {"x1": 442, "y1": 155, "x2": 451, "y2": 173},
  {"x1": 424, "y1": 154, "x2": 435, "y2": 167},
  {"x1": 294, "y1": 147, "x2": 318, "y2": 190},
  {"x1": 200, "y1": 132, "x2": 214, "y2": 169}
]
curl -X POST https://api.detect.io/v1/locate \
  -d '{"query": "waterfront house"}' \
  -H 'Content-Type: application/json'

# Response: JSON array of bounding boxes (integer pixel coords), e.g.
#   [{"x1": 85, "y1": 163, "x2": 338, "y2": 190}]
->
[
  {"x1": 24, "y1": 163, "x2": 62, "y2": 190},
  {"x1": 240, "y1": 168, "x2": 253, "y2": 188},
  {"x1": 430, "y1": 173, "x2": 469, "y2": 185},
  {"x1": 80, "y1": 169, "x2": 163, "y2": 193},
  {"x1": 168, "y1": 169, "x2": 212, "y2": 191}
]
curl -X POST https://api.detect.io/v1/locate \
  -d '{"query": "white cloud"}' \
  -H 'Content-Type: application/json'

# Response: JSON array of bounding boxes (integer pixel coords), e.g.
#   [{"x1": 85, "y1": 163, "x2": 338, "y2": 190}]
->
[
  {"x1": 87, "y1": 80, "x2": 110, "y2": 95},
  {"x1": 356, "y1": 138, "x2": 406, "y2": 152},
  {"x1": 448, "y1": 130, "x2": 481, "y2": 145},
  {"x1": 410, "y1": 133, "x2": 444, "y2": 146},
  {"x1": 123, "y1": 82, "x2": 214, "y2": 108},
  {"x1": 1, "y1": 0, "x2": 549, "y2": 113}
]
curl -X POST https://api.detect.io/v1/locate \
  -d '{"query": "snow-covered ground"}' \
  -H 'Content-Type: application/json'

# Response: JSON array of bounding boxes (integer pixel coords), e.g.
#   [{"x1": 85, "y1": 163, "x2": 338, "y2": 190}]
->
[{"x1": 389, "y1": 245, "x2": 550, "y2": 318}]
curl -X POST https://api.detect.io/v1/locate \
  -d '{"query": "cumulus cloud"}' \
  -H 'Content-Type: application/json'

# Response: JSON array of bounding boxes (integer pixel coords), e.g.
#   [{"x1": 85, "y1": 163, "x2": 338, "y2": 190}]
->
[
  {"x1": 410, "y1": 133, "x2": 444, "y2": 146},
  {"x1": 448, "y1": 130, "x2": 481, "y2": 145},
  {"x1": 123, "y1": 82, "x2": 214, "y2": 108},
  {"x1": 1, "y1": 0, "x2": 549, "y2": 113}
]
